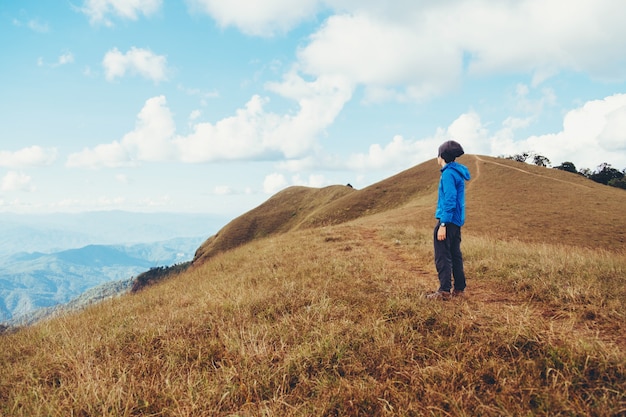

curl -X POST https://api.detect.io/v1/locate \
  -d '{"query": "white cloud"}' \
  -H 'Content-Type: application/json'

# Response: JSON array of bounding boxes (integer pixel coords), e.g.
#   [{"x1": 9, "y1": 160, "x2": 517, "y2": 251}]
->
[
  {"x1": 66, "y1": 141, "x2": 132, "y2": 169},
  {"x1": 67, "y1": 96, "x2": 175, "y2": 168},
  {"x1": 57, "y1": 52, "x2": 74, "y2": 66},
  {"x1": 36, "y1": 52, "x2": 75, "y2": 68},
  {"x1": 345, "y1": 112, "x2": 491, "y2": 171},
  {"x1": 523, "y1": 94, "x2": 626, "y2": 168},
  {"x1": 347, "y1": 135, "x2": 423, "y2": 171},
  {"x1": 175, "y1": 95, "x2": 281, "y2": 163},
  {"x1": 67, "y1": 78, "x2": 351, "y2": 168},
  {"x1": 291, "y1": 174, "x2": 327, "y2": 188},
  {"x1": 261, "y1": 172, "x2": 328, "y2": 195},
  {"x1": 298, "y1": 12, "x2": 461, "y2": 102},
  {"x1": 188, "y1": 0, "x2": 320, "y2": 36},
  {"x1": 598, "y1": 105, "x2": 626, "y2": 152},
  {"x1": 0, "y1": 146, "x2": 57, "y2": 168},
  {"x1": 263, "y1": 173, "x2": 288, "y2": 194},
  {"x1": 287, "y1": 1, "x2": 626, "y2": 102},
  {"x1": 189, "y1": 110, "x2": 202, "y2": 122},
  {"x1": 177, "y1": 73, "x2": 352, "y2": 163},
  {"x1": 1, "y1": 171, "x2": 35, "y2": 192},
  {"x1": 103, "y1": 47, "x2": 168, "y2": 82},
  {"x1": 214, "y1": 185, "x2": 233, "y2": 195},
  {"x1": 81, "y1": 0, "x2": 162, "y2": 26},
  {"x1": 456, "y1": 0, "x2": 626, "y2": 81}
]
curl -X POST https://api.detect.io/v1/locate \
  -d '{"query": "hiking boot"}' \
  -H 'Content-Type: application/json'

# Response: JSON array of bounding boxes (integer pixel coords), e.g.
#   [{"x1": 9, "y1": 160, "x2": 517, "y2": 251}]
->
[
  {"x1": 425, "y1": 290, "x2": 451, "y2": 300},
  {"x1": 451, "y1": 289, "x2": 465, "y2": 298}
]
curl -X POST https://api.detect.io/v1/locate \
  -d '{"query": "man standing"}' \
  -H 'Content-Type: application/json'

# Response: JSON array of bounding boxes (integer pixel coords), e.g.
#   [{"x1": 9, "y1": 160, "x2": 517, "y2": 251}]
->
[{"x1": 427, "y1": 140, "x2": 471, "y2": 300}]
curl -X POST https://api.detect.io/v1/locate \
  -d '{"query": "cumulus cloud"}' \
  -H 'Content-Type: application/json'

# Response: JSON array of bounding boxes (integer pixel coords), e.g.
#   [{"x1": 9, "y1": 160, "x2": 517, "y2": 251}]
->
[
  {"x1": 103, "y1": 47, "x2": 168, "y2": 82},
  {"x1": 57, "y1": 52, "x2": 75, "y2": 66},
  {"x1": 345, "y1": 112, "x2": 492, "y2": 171},
  {"x1": 298, "y1": 12, "x2": 461, "y2": 102},
  {"x1": 1, "y1": 171, "x2": 35, "y2": 192},
  {"x1": 176, "y1": 73, "x2": 352, "y2": 162},
  {"x1": 188, "y1": 0, "x2": 320, "y2": 36},
  {"x1": 343, "y1": 93, "x2": 626, "y2": 171},
  {"x1": 81, "y1": 0, "x2": 161, "y2": 26},
  {"x1": 341, "y1": 90, "x2": 626, "y2": 173},
  {"x1": 346, "y1": 136, "x2": 424, "y2": 171},
  {"x1": 67, "y1": 96, "x2": 175, "y2": 168},
  {"x1": 0, "y1": 146, "x2": 57, "y2": 168},
  {"x1": 263, "y1": 173, "x2": 288, "y2": 194},
  {"x1": 67, "y1": 64, "x2": 352, "y2": 168},
  {"x1": 291, "y1": 173, "x2": 326, "y2": 188},
  {"x1": 291, "y1": 1, "x2": 626, "y2": 102},
  {"x1": 67, "y1": 75, "x2": 351, "y2": 168},
  {"x1": 261, "y1": 172, "x2": 328, "y2": 195},
  {"x1": 523, "y1": 94, "x2": 626, "y2": 168}
]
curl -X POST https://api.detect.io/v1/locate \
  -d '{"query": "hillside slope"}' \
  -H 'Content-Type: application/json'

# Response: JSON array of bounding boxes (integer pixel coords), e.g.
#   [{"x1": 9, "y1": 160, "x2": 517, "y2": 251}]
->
[
  {"x1": 195, "y1": 155, "x2": 626, "y2": 264},
  {"x1": 1, "y1": 155, "x2": 624, "y2": 416}
]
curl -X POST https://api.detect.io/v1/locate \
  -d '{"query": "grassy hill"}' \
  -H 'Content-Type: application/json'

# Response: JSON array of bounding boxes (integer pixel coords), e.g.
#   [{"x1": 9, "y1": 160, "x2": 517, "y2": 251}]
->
[
  {"x1": 195, "y1": 154, "x2": 625, "y2": 263},
  {"x1": 1, "y1": 155, "x2": 625, "y2": 416}
]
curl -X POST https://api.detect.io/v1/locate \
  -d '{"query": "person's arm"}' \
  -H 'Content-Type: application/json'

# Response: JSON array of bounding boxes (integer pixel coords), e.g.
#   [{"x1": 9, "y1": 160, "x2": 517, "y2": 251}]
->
[
  {"x1": 439, "y1": 172, "x2": 457, "y2": 222},
  {"x1": 437, "y1": 172, "x2": 457, "y2": 240}
]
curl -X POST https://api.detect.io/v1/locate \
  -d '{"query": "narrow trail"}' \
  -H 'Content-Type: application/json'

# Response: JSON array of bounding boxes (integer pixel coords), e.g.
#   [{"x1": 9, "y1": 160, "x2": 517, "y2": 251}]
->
[
  {"x1": 352, "y1": 225, "x2": 517, "y2": 305},
  {"x1": 472, "y1": 155, "x2": 592, "y2": 189},
  {"x1": 347, "y1": 223, "x2": 626, "y2": 349}
]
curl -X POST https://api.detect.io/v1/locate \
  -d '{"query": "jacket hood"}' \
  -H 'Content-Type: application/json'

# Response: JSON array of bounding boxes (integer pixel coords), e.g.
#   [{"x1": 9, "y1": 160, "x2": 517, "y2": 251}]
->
[{"x1": 444, "y1": 161, "x2": 471, "y2": 181}]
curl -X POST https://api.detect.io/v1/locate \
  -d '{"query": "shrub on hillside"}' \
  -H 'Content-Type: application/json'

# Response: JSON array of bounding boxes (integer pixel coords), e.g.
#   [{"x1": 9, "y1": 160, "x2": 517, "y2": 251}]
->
[
  {"x1": 503, "y1": 152, "x2": 551, "y2": 167},
  {"x1": 608, "y1": 176, "x2": 626, "y2": 190},
  {"x1": 589, "y1": 163, "x2": 624, "y2": 185},
  {"x1": 554, "y1": 161, "x2": 578, "y2": 173}
]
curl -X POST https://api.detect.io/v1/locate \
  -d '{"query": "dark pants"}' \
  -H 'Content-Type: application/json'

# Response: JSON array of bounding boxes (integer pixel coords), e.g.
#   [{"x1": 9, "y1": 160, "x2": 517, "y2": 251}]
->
[{"x1": 433, "y1": 221, "x2": 466, "y2": 293}]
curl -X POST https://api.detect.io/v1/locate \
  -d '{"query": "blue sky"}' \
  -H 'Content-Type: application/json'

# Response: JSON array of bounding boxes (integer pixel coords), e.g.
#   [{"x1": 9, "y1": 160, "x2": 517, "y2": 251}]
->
[{"x1": 1, "y1": 0, "x2": 626, "y2": 216}]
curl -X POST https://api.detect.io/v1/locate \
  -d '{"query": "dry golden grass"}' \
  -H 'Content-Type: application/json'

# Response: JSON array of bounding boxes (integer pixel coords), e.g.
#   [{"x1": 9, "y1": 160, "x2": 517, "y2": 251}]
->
[
  {"x1": 195, "y1": 155, "x2": 626, "y2": 263},
  {"x1": 1, "y1": 155, "x2": 625, "y2": 416}
]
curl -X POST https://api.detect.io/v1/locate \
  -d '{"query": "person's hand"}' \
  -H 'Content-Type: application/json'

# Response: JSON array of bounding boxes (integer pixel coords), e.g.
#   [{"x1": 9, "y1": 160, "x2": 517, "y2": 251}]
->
[{"x1": 437, "y1": 225, "x2": 447, "y2": 241}]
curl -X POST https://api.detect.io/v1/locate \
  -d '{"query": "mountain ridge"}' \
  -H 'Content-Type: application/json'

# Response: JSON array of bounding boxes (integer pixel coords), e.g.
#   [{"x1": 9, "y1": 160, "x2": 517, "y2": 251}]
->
[{"x1": 194, "y1": 154, "x2": 626, "y2": 265}]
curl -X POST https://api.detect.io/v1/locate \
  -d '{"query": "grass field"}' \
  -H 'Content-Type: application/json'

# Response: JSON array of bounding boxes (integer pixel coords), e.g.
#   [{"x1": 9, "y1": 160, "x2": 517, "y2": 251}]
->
[{"x1": 1, "y1": 155, "x2": 625, "y2": 416}]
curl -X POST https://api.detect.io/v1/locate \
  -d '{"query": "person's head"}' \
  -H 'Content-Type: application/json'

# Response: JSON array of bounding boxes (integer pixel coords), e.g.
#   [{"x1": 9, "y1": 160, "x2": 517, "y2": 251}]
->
[{"x1": 438, "y1": 140, "x2": 464, "y2": 166}]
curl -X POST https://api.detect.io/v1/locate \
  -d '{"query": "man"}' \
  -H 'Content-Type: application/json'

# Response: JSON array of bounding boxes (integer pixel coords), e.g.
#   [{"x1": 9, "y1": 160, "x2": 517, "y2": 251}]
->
[{"x1": 427, "y1": 140, "x2": 471, "y2": 300}]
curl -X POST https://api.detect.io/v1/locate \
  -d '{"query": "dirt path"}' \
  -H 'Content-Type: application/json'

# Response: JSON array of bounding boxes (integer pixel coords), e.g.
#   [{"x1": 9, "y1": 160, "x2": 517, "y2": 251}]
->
[
  {"x1": 472, "y1": 155, "x2": 591, "y2": 189},
  {"x1": 352, "y1": 225, "x2": 516, "y2": 304},
  {"x1": 349, "y1": 223, "x2": 626, "y2": 349}
]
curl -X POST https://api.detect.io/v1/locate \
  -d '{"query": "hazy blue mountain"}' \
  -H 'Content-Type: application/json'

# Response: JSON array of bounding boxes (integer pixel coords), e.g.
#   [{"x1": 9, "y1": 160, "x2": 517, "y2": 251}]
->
[
  {"x1": 0, "y1": 211, "x2": 227, "y2": 257},
  {"x1": 0, "y1": 237, "x2": 205, "y2": 322},
  {"x1": 0, "y1": 211, "x2": 227, "y2": 324}
]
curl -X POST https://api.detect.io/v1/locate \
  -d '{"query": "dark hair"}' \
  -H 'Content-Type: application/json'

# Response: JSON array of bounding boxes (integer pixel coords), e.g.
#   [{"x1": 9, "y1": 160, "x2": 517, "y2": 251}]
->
[{"x1": 438, "y1": 140, "x2": 464, "y2": 163}]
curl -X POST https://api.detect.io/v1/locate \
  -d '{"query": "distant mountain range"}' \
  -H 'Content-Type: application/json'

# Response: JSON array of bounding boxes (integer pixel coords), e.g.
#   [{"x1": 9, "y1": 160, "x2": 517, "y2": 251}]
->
[
  {"x1": 0, "y1": 211, "x2": 227, "y2": 258},
  {"x1": 0, "y1": 211, "x2": 228, "y2": 324},
  {"x1": 0, "y1": 237, "x2": 205, "y2": 322}
]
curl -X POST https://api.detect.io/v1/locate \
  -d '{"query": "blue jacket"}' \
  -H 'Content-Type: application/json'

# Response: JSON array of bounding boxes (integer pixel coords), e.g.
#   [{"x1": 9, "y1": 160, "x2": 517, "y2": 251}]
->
[{"x1": 435, "y1": 161, "x2": 471, "y2": 226}]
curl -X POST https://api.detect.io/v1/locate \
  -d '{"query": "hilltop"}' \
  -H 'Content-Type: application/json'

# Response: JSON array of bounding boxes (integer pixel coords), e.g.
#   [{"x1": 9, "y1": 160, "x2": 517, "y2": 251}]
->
[
  {"x1": 1, "y1": 155, "x2": 624, "y2": 416},
  {"x1": 194, "y1": 154, "x2": 626, "y2": 264}
]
